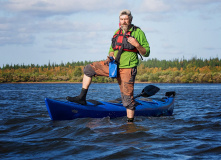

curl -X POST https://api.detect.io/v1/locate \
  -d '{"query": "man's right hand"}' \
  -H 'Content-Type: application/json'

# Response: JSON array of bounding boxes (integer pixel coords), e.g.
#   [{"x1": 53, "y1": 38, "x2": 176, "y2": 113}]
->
[
  {"x1": 109, "y1": 52, "x2": 114, "y2": 58},
  {"x1": 104, "y1": 56, "x2": 115, "y2": 65}
]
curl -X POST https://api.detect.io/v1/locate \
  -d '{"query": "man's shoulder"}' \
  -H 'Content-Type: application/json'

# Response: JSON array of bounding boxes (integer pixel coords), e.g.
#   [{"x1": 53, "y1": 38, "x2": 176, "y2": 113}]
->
[
  {"x1": 133, "y1": 25, "x2": 143, "y2": 32},
  {"x1": 133, "y1": 26, "x2": 145, "y2": 37}
]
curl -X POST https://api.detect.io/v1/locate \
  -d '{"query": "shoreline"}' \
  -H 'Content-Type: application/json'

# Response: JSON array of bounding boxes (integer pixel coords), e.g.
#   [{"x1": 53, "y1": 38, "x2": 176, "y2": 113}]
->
[
  {"x1": 2, "y1": 81, "x2": 82, "y2": 84},
  {"x1": 2, "y1": 81, "x2": 151, "y2": 84},
  {"x1": 1, "y1": 81, "x2": 220, "y2": 84}
]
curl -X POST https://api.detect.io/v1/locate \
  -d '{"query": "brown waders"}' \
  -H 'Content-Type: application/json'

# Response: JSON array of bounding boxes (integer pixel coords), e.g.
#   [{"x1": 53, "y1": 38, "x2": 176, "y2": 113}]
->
[
  {"x1": 67, "y1": 60, "x2": 137, "y2": 122},
  {"x1": 85, "y1": 61, "x2": 137, "y2": 111}
]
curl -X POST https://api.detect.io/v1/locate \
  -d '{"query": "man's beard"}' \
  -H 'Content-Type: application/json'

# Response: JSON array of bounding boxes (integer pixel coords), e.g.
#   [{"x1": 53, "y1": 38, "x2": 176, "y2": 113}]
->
[{"x1": 121, "y1": 24, "x2": 131, "y2": 32}]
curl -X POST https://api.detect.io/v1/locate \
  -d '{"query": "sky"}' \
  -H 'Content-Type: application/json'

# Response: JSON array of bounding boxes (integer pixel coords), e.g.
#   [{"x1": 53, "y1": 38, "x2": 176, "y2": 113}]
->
[{"x1": 0, "y1": 0, "x2": 221, "y2": 67}]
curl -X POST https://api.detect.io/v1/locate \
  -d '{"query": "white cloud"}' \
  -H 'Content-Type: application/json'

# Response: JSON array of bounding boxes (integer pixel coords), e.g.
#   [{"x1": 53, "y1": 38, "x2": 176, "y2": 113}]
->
[
  {"x1": 1, "y1": 0, "x2": 127, "y2": 16},
  {"x1": 0, "y1": 14, "x2": 113, "y2": 46},
  {"x1": 142, "y1": 13, "x2": 172, "y2": 22},
  {"x1": 139, "y1": 0, "x2": 221, "y2": 12},
  {"x1": 138, "y1": 0, "x2": 221, "y2": 21},
  {"x1": 140, "y1": 0, "x2": 171, "y2": 13},
  {"x1": 0, "y1": 33, "x2": 35, "y2": 45},
  {"x1": 43, "y1": 31, "x2": 111, "y2": 51},
  {"x1": 0, "y1": 16, "x2": 36, "y2": 45},
  {"x1": 2, "y1": 0, "x2": 221, "y2": 16}
]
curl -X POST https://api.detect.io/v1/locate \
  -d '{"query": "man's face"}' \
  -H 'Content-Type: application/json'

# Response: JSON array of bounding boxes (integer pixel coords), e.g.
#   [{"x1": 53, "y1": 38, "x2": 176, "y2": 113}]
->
[{"x1": 119, "y1": 15, "x2": 131, "y2": 31}]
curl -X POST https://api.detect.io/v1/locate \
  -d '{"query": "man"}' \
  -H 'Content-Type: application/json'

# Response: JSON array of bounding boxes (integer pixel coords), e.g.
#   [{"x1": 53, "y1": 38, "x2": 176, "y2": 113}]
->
[{"x1": 67, "y1": 9, "x2": 150, "y2": 123}]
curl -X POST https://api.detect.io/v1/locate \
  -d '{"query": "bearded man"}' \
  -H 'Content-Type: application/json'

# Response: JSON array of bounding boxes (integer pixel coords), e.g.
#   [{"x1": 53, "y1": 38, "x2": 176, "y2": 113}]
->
[{"x1": 67, "y1": 9, "x2": 150, "y2": 123}]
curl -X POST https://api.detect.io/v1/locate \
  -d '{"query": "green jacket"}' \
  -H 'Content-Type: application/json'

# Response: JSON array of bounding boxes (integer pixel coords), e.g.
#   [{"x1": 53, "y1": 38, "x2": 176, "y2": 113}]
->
[{"x1": 109, "y1": 25, "x2": 150, "y2": 68}]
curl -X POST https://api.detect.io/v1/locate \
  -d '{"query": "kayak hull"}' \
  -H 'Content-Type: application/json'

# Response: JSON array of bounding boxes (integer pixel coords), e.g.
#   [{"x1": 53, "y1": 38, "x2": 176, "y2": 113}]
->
[{"x1": 45, "y1": 94, "x2": 175, "y2": 121}]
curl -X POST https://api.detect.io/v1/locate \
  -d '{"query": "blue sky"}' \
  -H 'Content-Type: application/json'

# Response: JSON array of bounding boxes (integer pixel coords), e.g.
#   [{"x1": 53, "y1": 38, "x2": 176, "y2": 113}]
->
[{"x1": 0, "y1": 0, "x2": 221, "y2": 67}]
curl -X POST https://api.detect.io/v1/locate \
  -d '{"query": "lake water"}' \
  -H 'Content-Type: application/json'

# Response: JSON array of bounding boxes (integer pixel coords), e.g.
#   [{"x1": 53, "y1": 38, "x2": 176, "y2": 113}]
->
[{"x1": 0, "y1": 83, "x2": 221, "y2": 160}]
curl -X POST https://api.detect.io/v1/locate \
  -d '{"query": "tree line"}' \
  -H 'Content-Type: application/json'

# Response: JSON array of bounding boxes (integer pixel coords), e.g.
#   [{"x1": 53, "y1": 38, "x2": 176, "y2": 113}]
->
[{"x1": 0, "y1": 57, "x2": 221, "y2": 83}]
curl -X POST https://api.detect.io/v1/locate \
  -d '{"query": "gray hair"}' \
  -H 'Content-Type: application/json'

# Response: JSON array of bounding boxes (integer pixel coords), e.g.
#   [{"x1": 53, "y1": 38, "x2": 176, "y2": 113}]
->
[{"x1": 119, "y1": 9, "x2": 133, "y2": 22}]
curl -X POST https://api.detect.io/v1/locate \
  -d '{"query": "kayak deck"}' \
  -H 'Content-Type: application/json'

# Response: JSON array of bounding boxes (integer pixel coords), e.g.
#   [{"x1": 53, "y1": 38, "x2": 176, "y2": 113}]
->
[{"x1": 45, "y1": 93, "x2": 175, "y2": 120}]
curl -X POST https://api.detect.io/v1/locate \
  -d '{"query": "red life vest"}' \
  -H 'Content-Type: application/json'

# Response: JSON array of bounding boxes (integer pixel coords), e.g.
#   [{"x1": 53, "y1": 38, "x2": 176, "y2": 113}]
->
[{"x1": 111, "y1": 26, "x2": 139, "y2": 53}]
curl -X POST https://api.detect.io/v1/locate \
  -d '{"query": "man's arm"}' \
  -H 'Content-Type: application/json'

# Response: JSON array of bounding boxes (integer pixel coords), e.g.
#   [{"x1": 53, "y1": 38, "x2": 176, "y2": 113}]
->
[
  {"x1": 130, "y1": 28, "x2": 150, "y2": 57},
  {"x1": 128, "y1": 37, "x2": 146, "y2": 55},
  {"x1": 127, "y1": 37, "x2": 146, "y2": 55}
]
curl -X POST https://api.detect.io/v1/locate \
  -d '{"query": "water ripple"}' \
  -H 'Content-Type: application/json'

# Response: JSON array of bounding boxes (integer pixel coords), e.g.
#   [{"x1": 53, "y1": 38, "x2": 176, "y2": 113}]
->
[{"x1": 0, "y1": 83, "x2": 221, "y2": 159}]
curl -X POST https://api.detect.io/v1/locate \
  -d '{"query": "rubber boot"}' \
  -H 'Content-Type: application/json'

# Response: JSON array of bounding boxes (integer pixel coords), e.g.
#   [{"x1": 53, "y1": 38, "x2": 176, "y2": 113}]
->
[
  {"x1": 127, "y1": 117, "x2": 134, "y2": 123},
  {"x1": 66, "y1": 88, "x2": 88, "y2": 105}
]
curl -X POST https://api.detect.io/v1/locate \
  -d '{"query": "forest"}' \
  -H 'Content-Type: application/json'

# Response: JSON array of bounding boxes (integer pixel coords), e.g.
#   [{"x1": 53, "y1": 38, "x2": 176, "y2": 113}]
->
[{"x1": 0, "y1": 57, "x2": 221, "y2": 83}]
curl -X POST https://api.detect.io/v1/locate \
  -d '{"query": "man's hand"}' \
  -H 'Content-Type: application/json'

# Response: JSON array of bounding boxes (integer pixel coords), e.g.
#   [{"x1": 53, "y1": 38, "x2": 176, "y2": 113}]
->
[
  {"x1": 127, "y1": 37, "x2": 139, "y2": 48},
  {"x1": 109, "y1": 52, "x2": 115, "y2": 57},
  {"x1": 104, "y1": 56, "x2": 114, "y2": 65},
  {"x1": 127, "y1": 37, "x2": 146, "y2": 56}
]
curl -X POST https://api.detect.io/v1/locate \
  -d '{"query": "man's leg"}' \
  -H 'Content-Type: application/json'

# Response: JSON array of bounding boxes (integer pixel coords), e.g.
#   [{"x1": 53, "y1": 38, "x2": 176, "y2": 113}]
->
[
  {"x1": 66, "y1": 74, "x2": 92, "y2": 105},
  {"x1": 82, "y1": 74, "x2": 92, "y2": 89},
  {"x1": 66, "y1": 62, "x2": 109, "y2": 104},
  {"x1": 66, "y1": 65, "x2": 95, "y2": 104},
  {"x1": 117, "y1": 67, "x2": 137, "y2": 122},
  {"x1": 127, "y1": 109, "x2": 134, "y2": 119}
]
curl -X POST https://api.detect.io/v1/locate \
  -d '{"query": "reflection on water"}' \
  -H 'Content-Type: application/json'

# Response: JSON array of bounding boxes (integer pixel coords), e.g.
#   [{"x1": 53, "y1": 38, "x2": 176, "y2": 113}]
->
[{"x1": 86, "y1": 117, "x2": 149, "y2": 134}]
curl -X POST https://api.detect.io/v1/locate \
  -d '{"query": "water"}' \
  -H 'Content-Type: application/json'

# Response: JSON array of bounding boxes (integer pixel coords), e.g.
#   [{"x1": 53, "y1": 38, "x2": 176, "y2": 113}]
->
[{"x1": 0, "y1": 83, "x2": 221, "y2": 160}]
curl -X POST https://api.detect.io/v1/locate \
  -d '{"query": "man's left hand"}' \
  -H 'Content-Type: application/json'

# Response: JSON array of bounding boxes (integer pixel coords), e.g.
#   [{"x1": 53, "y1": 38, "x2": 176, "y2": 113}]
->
[
  {"x1": 127, "y1": 37, "x2": 147, "y2": 56},
  {"x1": 127, "y1": 37, "x2": 139, "y2": 48}
]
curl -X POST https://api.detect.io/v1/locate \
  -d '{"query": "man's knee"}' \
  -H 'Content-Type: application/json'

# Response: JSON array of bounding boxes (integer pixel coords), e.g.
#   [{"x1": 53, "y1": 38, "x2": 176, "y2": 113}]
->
[
  {"x1": 84, "y1": 64, "x2": 96, "y2": 77},
  {"x1": 121, "y1": 93, "x2": 136, "y2": 110},
  {"x1": 125, "y1": 104, "x2": 136, "y2": 110}
]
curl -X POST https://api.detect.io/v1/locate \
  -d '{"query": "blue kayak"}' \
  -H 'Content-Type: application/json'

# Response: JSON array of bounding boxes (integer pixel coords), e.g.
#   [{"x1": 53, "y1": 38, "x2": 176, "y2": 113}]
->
[{"x1": 45, "y1": 91, "x2": 175, "y2": 121}]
